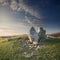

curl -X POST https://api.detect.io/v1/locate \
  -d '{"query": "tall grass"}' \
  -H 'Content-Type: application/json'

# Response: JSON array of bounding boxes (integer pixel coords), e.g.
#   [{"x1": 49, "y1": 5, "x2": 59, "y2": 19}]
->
[{"x1": 0, "y1": 37, "x2": 60, "y2": 60}]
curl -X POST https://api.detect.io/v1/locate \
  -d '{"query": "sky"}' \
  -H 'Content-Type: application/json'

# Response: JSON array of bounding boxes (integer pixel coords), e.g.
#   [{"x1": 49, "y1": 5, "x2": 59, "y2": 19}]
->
[{"x1": 0, "y1": 0, "x2": 60, "y2": 36}]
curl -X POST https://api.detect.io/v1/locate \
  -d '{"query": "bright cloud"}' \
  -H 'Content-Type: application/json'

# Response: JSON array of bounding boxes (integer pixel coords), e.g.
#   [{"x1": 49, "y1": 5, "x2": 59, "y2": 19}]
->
[{"x1": 10, "y1": 0, "x2": 18, "y2": 10}]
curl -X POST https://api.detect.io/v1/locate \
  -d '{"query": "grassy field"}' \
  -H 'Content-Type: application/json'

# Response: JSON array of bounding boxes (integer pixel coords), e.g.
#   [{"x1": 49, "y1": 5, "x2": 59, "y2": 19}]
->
[{"x1": 0, "y1": 37, "x2": 60, "y2": 60}]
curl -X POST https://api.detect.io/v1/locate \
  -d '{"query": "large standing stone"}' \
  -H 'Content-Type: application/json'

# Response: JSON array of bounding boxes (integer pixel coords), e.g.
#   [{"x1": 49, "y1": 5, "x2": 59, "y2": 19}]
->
[
  {"x1": 28, "y1": 26, "x2": 46, "y2": 45},
  {"x1": 38, "y1": 27, "x2": 46, "y2": 43},
  {"x1": 29, "y1": 27, "x2": 39, "y2": 44}
]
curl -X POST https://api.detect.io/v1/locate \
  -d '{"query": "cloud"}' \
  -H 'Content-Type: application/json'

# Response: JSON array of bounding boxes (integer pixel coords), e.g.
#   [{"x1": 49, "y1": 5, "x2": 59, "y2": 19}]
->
[
  {"x1": 24, "y1": 15, "x2": 38, "y2": 27},
  {"x1": 0, "y1": 28, "x2": 16, "y2": 36},
  {"x1": 25, "y1": 15, "x2": 33, "y2": 24},
  {"x1": 10, "y1": 0, "x2": 18, "y2": 10},
  {"x1": 0, "y1": 0, "x2": 6, "y2": 4},
  {"x1": 24, "y1": 15, "x2": 44, "y2": 27},
  {"x1": 0, "y1": 0, "x2": 40, "y2": 19},
  {"x1": 18, "y1": 3, "x2": 40, "y2": 19},
  {"x1": 2, "y1": 2, "x2": 8, "y2": 6},
  {"x1": 0, "y1": 0, "x2": 41, "y2": 28}
]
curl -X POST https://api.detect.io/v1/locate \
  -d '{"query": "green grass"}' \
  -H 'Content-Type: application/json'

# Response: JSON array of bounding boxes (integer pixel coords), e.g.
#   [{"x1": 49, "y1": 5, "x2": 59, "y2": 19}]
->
[{"x1": 0, "y1": 37, "x2": 60, "y2": 60}]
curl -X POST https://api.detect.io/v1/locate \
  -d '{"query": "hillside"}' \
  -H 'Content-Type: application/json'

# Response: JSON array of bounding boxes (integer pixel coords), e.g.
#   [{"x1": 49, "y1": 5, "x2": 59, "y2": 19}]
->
[
  {"x1": 0, "y1": 36, "x2": 60, "y2": 60},
  {"x1": 47, "y1": 32, "x2": 60, "y2": 38}
]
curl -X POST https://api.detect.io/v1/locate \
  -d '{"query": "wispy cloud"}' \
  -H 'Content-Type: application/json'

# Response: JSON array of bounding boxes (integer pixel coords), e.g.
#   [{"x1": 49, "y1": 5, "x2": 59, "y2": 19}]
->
[
  {"x1": 0, "y1": 0, "x2": 40, "y2": 19},
  {"x1": 0, "y1": 28, "x2": 15, "y2": 36},
  {"x1": 10, "y1": 0, "x2": 18, "y2": 10},
  {"x1": 0, "y1": 0, "x2": 42, "y2": 36},
  {"x1": 0, "y1": 0, "x2": 6, "y2": 4}
]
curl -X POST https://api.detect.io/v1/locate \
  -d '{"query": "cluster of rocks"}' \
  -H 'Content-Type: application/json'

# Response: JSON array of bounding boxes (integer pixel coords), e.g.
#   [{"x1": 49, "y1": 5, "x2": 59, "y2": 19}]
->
[
  {"x1": 12, "y1": 26, "x2": 46, "y2": 58},
  {"x1": 22, "y1": 26, "x2": 46, "y2": 57},
  {"x1": 28, "y1": 26, "x2": 46, "y2": 45}
]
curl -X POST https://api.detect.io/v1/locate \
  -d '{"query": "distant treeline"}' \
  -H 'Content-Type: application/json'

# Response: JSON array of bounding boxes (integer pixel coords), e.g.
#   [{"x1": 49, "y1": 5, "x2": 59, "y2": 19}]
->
[{"x1": 47, "y1": 32, "x2": 60, "y2": 37}]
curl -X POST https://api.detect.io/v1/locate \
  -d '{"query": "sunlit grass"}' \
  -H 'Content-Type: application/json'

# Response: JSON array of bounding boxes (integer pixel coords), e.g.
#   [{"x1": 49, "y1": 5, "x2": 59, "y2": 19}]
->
[
  {"x1": 0, "y1": 37, "x2": 60, "y2": 60},
  {"x1": 0, "y1": 38, "x2": 6, "y2": 43}
]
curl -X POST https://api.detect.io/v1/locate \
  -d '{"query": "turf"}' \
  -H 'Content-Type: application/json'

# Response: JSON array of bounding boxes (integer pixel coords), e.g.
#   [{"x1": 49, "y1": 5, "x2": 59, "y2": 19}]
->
[{"x1": 0, "y1": 37, "x2": 60, "y2": 60}]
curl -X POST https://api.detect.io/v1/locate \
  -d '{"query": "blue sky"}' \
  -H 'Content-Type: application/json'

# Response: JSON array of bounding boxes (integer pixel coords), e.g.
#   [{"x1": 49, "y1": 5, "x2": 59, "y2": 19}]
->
[{"x1": 0, "y1": 0, "x2": 60, "y2": 36}]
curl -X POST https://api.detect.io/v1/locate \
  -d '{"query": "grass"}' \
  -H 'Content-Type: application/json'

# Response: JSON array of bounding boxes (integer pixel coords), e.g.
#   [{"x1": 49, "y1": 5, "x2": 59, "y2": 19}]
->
[{"x1": 0, "y1": 37, "x2": 60, "y2": 60}]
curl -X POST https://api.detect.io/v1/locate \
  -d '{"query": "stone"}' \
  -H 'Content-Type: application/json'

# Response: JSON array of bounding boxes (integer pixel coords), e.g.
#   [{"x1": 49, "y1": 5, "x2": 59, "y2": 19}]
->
[
  {"x1": 28, "y1": 26, "x2": 46, "y2": 45},
  {"x1": 29, "y1": 27, "x2": 39, "y2": 45}
]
